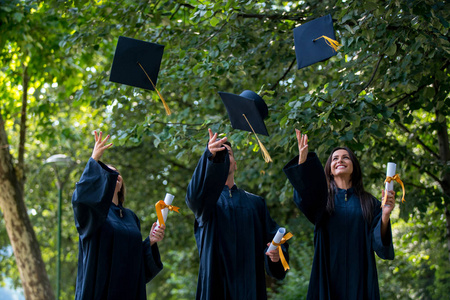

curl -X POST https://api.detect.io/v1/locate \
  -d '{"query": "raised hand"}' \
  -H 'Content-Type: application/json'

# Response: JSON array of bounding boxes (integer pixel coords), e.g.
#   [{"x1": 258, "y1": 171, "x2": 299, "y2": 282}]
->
[
  {"x1": 150, "y1": 222, "x2": 165, "y2": 246},
  {"x1": 208, "y1": 128, "x2": 228, "y2": 158},
  {"x1": 296, "y1": 129, "x2": 308, "y2": 165},
  {"x1": 91, "y1": 131, "x2": 113, "y2": 161}
]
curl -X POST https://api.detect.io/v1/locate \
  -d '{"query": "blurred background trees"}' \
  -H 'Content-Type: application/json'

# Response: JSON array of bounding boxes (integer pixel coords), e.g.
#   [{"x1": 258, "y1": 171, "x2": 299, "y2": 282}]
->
[{"x1": 1, "y1": 0, "x2": 449, "y2": 299}]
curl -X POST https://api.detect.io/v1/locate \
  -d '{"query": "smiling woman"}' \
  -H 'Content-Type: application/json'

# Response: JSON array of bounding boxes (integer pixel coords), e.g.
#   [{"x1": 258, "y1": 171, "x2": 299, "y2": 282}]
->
[{"x1": 282, "y1": 129, "x2": 397, "y2": 300}]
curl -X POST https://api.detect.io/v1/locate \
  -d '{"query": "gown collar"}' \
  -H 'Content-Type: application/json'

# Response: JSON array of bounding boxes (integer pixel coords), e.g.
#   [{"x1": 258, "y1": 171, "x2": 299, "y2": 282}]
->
[{"x1": 223, "y1": 184, "x2": 238, "y2": 191}]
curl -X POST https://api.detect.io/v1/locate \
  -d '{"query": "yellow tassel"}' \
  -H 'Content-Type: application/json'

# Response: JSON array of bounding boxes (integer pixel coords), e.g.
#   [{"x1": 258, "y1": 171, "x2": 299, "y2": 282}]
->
[
  {"x1": 313, "y1": 35, "x2": 341, "y2": 52},
  {"x1": 242, "y1": 114, "x2": 273, "y2": 163},
  {"x1": 137, "y1": 62, "x2": 172, "y2": 115}
]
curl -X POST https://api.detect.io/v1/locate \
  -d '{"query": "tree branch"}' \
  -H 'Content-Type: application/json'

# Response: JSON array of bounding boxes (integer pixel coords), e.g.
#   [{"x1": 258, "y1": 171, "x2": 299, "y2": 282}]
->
[
  {"x1": 411, "y1": 162, "x2": 442, "y2": 184},
  {"x1": 388, "y1": 61, "x2": 449, "y2": 108},
  {"x1": 387, "y1": 84, "x2": 427, "y2": 108},
  {"x1": 195, "y1": 21, "x2": 228, "y2": 49},
  {"x1": 360, "y1": 55, "x2": 383, "y2": 92},
  {"x1": 268, "y1": 57, "x2": 296, "y2": 92},
  {"x1": 236, "y1": 12, "x2": 306, "y2": 22},
  {"x1": 395, "y1": 121, "x2": 440, "y2": 160},
  {"x1": 18, "y1": 65, "x2": 29, "y2": 190}
]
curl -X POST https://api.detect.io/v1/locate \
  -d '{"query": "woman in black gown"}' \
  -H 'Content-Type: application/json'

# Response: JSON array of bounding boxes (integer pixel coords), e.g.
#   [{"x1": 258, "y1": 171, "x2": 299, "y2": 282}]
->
[
  {"x1": 283, "y1": 130, "x2": 396, "y2": 300},
  {"x1": 72, "y1": 131, "x2": 165, "y2": 300}
]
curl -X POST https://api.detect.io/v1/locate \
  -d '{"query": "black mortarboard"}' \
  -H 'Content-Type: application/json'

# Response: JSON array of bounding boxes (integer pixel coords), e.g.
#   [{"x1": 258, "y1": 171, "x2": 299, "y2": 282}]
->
[
  {"x1": 109, "y1": 36, "x2": 171, "y2": 115},
  {"x1": 293, "y1": 14, "x2": 341, "y2": 69},
  {"x1": 219, "y1": 90, "x2": 272, "y2": 163},
  {"x1": 219, "y1": 90, "x2": 269, "y2": 136}
]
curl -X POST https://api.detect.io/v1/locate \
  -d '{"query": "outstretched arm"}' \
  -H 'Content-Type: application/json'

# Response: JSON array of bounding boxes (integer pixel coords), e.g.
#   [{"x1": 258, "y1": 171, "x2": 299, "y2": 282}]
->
[
  {"x1": 185, "y1": 129, "x2": 230, "y2": 225},
  {"x1": 72, "y1": 131, "x2": 117, "y2": 238},
  {"x1": 283, "y1": 130, "x2": 328, "y2": 224}
]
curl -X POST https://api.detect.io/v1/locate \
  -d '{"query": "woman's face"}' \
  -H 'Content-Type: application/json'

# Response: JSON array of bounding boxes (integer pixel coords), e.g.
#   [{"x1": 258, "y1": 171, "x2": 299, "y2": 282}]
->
[
  {"x1": 330, "y1": 149, "x2": 353, "y2": 178},
  {"x1": 108, "y1": 166, "x2": 123, "y2": 195}
]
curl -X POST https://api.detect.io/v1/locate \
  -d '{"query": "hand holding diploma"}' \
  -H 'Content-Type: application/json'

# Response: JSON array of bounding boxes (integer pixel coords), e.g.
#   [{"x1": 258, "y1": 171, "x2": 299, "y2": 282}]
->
[
  {"x1": 150, "y1": 222, "x2": 165, "y2": 246},
  {"x1": 266, "y1": 227, "x2": 293, "y2": 271},
  {"x1": 155, "y1": 193, "x2": 179, "y2": 227}
]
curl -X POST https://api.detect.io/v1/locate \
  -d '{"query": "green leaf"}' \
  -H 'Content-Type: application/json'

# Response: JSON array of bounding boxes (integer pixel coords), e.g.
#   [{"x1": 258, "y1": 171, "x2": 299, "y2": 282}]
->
[{"x1": 210, "y1": 17, "x2": 220, "y2": 27}]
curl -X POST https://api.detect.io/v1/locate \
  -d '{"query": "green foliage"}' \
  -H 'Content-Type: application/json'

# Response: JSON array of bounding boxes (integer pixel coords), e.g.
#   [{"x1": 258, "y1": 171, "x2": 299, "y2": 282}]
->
[{"x1": 1, "y1": 0, "x2": 449, "y2": 299}]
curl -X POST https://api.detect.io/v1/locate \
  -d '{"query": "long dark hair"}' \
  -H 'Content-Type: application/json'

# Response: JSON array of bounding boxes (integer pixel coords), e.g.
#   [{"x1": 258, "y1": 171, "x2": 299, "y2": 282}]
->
[
  {"x1": 324, "y1": 147, "x2": 374, "y2": 224},
  {"x1": 106, "y1": 164, "x2": 126, "y2": 205}
]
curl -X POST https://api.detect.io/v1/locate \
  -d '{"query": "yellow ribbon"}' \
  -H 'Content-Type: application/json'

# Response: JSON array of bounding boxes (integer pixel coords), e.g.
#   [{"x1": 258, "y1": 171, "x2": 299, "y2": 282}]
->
[
  {"x1": 155, "y1": 200, "x2": 180, "y2": 226},
  {"x1": 382, "y1": 174, "x2": 406, "y2": 207},
  {"x1": 313, "y1": 35, "x2": 341, "y2": 52},
  {"x1": 271, "y1": 232, "x2": 293, "y2": 271},
  {"x1": 242, "y1": 113, "x2": 272, "y2": 163},
  {"x1": 137, "y1": 62, "x2": 172, "y2": 115}
]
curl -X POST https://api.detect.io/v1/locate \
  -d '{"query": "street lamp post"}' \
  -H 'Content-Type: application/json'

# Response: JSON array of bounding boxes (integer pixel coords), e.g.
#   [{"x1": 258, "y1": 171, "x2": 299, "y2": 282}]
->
[{"x1": 44, "y1": 154, "x2": 73, "y2": 300}]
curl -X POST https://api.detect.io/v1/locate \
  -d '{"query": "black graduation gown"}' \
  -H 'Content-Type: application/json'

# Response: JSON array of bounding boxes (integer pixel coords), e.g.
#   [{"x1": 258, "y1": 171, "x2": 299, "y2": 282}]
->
[
  {"x1": 283, "y1": 153, "x2": 394, "y2": 300},
  {"x1": 72, "y1": 158, "x2": 163, "y2": 300},
  {"x1": 186, "y1": 147, "x2": 288, "y2": 300}
]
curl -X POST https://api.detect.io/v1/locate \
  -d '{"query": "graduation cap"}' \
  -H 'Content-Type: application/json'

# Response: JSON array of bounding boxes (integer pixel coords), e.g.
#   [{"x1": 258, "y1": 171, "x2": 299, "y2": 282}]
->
[
  {"x1": 109, "y1": 36, "x2": 171, "y2": 115},
  {"x1": 218, "y1": 90, "x2": 272, "y2": 163},
  {"x1": 293, "y1": 14, "x2": 341, "y2": 69}
]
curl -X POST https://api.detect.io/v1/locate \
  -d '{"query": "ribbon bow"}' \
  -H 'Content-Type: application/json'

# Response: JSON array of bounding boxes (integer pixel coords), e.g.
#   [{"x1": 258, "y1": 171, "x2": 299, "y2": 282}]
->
[
  {"x1": 271, "y1": 232, "x2": 293, "y2": 271},
  {"x1": 382, "y1": 174, "x2": 406, "y2": 206},
  {"x1": 155, "y1": 200, "x2": 180, "y2": 226}
]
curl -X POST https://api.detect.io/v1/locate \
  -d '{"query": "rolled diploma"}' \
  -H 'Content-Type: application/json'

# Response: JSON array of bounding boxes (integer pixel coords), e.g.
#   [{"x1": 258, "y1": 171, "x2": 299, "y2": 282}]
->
[
  {"x1": 384, "y1": 162, "x2": 396, "y2": 205},
  {"x1": 156, "y1": 193, "x2": 175, "y2": 226},
  {"x1": 267, "y1": 227, "x2": 286, "y2": 253}
]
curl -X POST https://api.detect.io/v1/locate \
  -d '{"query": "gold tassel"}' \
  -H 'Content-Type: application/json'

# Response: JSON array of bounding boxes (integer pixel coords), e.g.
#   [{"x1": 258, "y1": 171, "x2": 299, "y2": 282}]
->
[
  {"x1": 137, "y1": 62, "x2": 171, "y2": 115},
  {"x1": 313, "y1": 35, "x2": 341, "y2": 52},
  {"x1": 242, "y1": 114, "x2": 272, "y2": 163}
]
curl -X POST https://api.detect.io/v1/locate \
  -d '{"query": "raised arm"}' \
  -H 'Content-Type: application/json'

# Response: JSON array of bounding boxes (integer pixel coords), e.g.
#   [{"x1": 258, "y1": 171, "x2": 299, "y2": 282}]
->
[
  {"x1": 185, "y1": 129, "x2": 230, "y2": 225},
  {"x1": 283, "y1": 130, "x2": 328, "y2": 224},
  {"x1": 72, "y1": 131, "x2": 117, "y2": 238}
]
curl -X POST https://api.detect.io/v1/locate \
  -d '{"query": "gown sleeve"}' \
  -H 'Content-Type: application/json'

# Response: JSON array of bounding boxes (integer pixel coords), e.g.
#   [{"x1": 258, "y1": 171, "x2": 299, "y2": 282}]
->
[
  {"x1": 134, "y1": 212, "x2": 163, "y2": 283},
  {"x1": 371, "y1": 199, "x2": 395, "y2": 260},
  {"x1": 263, "y1": 199, "x2": 289, "y2": 280},
  {"x1": 72, "y1": 158, "x2": 118, "y2": 238},
  {"x1": 283, "y1": 152, "x2": 328, "y2": 225},
  {"x1": 185, "y1": 146, "x2": 230, "y2": 225}
]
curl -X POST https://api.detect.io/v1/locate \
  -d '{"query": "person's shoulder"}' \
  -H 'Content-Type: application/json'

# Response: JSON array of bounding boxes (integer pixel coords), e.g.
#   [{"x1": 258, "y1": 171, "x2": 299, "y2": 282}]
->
[
  {"x1": 123, "y1": 207, "x2": 139, "y2": 220},
  {"x1": 241, "y1": 189, "x2": 265, "y2": 202}
]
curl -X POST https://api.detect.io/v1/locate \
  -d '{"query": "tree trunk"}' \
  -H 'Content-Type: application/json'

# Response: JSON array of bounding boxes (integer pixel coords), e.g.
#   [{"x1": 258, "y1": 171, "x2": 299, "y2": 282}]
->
[
  {"x1": 435, "y1": 80, "x2": 450, "y2": 263},
  {"x1": 0, "y1": 113, "x2": 55, "y2": 299}
]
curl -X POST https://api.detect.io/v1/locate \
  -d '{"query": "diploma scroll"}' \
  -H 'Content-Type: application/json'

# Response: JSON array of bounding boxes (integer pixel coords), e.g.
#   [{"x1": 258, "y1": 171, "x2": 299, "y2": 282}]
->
[
  {"x1": 382, "y1": 163, "x2": 396, "y2": 207},
  {"x1": 156, "y1": 193, "x2": 176, "y2": 226},
  {"x1": 267, "y1": 228, "x2": 286, "y2": 253},
  {"x1": 382, "y1": 162, "x2": 406, "y2": 207},
  {"x1": 266, "y1": 227, "x2": 293, "y2": 271}
]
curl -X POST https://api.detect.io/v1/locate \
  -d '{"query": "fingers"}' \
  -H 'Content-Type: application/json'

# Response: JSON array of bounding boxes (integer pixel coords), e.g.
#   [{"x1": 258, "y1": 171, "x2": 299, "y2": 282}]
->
[
  {"x1": 382, "y1": 190, "x2": 396, "y2": 210},
  {"x1": 208, "y1": 128, "x2": 214, "y2": 141},
  {"x1": 208, "y1": 128, "x2": 227, "y2": 154},
  {"x1": 303, "y1": 134, "x2": 308, "y2": 147},
  {"x1": 151, "y1": 224, "x2": 165, "y2": 240},
  {"x1": 209, "y1": 137, "x2": 227, "y2": 150},
  {"x1": 295, "y1": 129, "x2": 308, "y2": 148},
  {"x1": 295, "y1": 129, "x2": 301, "y2": 144},
  {"x1": 265, "y1": 248, "x2": 280, "y2": 262}
]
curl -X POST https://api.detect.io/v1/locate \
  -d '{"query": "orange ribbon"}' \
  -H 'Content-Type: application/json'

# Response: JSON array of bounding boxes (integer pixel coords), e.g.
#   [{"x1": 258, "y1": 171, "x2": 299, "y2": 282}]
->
[
  {"x1": 137, "y1": 62, "x2": 172, "y2": 115},
  {"x1": 155, "y1": 200, "x2": 180, "y2": 226},
  {"x1": 382, "y1": 174, "x2": 406, "y2": 207},
  {"x1": 271, "y1": 232, "x2": 293, "y2": 271}
]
